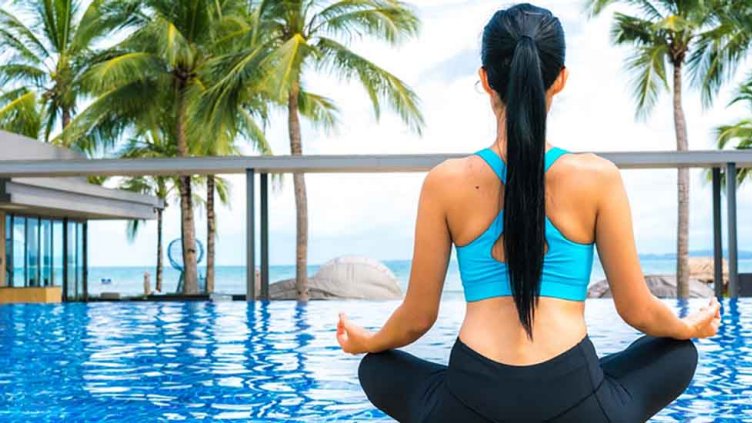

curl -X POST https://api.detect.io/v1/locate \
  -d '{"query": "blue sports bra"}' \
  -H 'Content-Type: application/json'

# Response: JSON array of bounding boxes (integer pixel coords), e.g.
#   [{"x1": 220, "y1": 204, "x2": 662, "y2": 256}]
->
[{"x1": 455, "y1": 146, "x2": 595, "y2": 302}]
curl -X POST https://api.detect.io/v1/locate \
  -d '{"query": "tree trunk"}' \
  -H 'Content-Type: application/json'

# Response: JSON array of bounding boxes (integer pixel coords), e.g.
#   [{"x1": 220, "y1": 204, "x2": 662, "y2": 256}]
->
[
  {"x1": 288, "y1": 81, "x2": 310, "y2": 302},
  {"x1": 672, "y1": 61, "x2": 690, "y2": 299},
  {"x1": 60, "y1": 107, "x2": 71, "y2": 145},
  {"x1": 156, "y1": 207, "x2": 163, "y2": 293},
  {"x1": 206, "y1": 175, "x2": 216, "y2": 294},
  {"x1": 62, "y1": 108, "x2": 71, "y2": 131},
  {"x1": 176, "y1": 77, "x2": 199, "y2": 295}
]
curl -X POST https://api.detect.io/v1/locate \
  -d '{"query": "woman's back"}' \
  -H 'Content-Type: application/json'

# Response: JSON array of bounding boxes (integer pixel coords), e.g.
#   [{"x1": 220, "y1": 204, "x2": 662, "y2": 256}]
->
[
  {"x1": 340, "y1": 4, "x2": 718, "y2": 421},
  {"x1": 439, "y1": 143, "x2": 605, "y2": 365}
]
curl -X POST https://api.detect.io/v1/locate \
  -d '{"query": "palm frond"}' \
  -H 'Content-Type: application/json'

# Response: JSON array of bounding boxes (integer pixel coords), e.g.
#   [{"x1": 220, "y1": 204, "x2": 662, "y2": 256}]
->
[
  {"x1": 213, "y1": 175, "x2": 231, "y2": 205},
  {"x1": 0, "y1": 88, "x2": 42, "y2": 138},
  {"x1": 81, "y1": 52, "x2": 165, "y2": 93},
  {"x1": 310, "y1": 0, "x2": 419, "y2": 44},
  {"x1": 70, "y1": 0, "x2": 141, "y2": 55},
  {"x1": 626, "y1": 43, "x2": 670, "y2": 119},
  {"x1": 298, "y1": 90, "x2": 339, "y2": 130},
  {"x1": 238, "y1": 108, "x2": 272, "y2": 154},
  {"x1": 689, "y1": 5, "x2": 752, "y2": 106},
  {"x1": 0, "y1": 64, "x2": 48, "y2": 88},
  {"x1": 58, "y1": 78, "x2": 167, "y2": 152},
  {"x1": 316, "y1": 36, "x2": 423, "y2": 133},
  {"x1": 612, "y1": 12, "x2": 661, "y2": 47},
  {"x1": 716, "y1": 119, "x2": 752, "y2": 150},
  {"x1": 0, "y1": 8, "x2": 51, "y2": 60},
  {"x1": 263, "y1": 33, "x2": 311, "y2": 102}
]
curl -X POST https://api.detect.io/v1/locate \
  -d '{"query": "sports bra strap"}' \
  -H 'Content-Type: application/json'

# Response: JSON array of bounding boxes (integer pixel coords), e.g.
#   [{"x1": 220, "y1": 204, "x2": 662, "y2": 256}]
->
[
  {"x1": 545, "y1": 146, "x2": 569, "y2": 172},
  {"x1": 475, "y1": 148, "x2": 507, "y2": 183},
  {"x1": 474, "y1": 146, "x2": 569, "y2": 183}
]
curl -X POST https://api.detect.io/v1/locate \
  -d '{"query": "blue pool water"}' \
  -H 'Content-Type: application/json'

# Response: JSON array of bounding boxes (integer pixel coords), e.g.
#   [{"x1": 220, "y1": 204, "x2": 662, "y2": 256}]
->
[{"x1": 0, "y1": 298, "x2": 750, "y2": 422}]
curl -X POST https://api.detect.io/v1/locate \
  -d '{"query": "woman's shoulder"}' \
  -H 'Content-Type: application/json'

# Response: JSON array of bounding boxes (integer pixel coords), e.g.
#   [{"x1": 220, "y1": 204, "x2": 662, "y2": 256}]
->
[
  {"x1": 419, "y1": 155, "x2": 486, "y2": 204},
  {"x1": 424, "y1": 154, "x2": 488, "y2": 187},
  {"x1": 552, "y1": 151, "x2": 623, "y2": 207},
  {"x1": 553, "y1": 150, "x2": 621, "y2": 185},
  {"x1": 557, "y1": 150, "x2": 617, "y2": 173}
]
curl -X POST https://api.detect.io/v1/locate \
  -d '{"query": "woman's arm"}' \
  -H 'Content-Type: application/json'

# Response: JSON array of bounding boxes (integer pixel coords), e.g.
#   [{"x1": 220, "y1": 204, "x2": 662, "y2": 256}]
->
[
  {"x1": 594, "y1": 159, "x2": 720, "y2": 340},
  {"x1": 337, "y1": 164, "x2": 453, "y2": 354}
]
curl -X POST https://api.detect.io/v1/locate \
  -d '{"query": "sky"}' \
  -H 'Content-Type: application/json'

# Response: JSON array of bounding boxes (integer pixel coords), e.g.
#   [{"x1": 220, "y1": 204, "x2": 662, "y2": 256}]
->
[{"x1": 88, "y1": 0, "x2": 752, "y2": 268}]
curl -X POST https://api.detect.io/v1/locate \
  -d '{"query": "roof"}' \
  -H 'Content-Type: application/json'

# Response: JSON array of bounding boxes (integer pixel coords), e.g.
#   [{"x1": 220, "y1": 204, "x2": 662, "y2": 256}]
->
[{"x1": 0, "y1": 131, "x2": 163, "y2": 220}]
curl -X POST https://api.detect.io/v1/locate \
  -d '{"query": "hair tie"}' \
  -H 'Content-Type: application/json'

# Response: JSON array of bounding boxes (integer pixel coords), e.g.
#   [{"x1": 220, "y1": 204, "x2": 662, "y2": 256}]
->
[{"x1": 519, "y1": 34, "x2": 534, "y2": 42}]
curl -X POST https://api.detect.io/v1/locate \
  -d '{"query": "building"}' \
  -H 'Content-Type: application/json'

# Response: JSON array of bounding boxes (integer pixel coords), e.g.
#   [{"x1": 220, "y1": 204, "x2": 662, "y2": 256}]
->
[{"x1": 0, "y1": 131, "x2": 162, "y2": 303}]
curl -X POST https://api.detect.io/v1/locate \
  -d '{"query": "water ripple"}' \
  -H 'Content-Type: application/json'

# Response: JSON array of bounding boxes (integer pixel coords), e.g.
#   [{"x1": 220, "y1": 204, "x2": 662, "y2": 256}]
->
[{"x1": 0, "y1": 299, "x2": 749, "y2": 422}]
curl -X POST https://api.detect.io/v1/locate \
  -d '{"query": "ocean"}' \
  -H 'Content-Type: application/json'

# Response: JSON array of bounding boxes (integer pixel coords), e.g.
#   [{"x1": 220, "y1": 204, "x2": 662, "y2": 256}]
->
[{"x1": 87, "y1": 257, "x2": 752, "y2": 297}]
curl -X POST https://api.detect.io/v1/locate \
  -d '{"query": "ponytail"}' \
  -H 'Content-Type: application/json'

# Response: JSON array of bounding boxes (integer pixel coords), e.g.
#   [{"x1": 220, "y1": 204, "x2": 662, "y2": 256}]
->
[
  {"x1": 481, "y1": 4, "x2": 566, "y2": 340},
  {"x1": 503, "y1": 36, "x2": 547, "y2": 340}
]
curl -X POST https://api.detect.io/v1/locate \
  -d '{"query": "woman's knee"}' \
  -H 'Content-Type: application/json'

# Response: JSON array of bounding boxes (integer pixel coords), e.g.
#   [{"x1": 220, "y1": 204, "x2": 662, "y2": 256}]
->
[
  {"x1": 357, "y1": 352, "x2": 378, "y2": 386},
  {"x1": 358, "y1": 351, "x2": 392, "y2": 396},
  {"x1": 672, "y1": 339, "x2": 699, "y2": 387}
]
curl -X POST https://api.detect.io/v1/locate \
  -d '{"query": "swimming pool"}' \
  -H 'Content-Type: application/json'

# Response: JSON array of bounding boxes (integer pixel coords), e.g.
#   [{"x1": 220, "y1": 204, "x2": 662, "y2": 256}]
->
[{"x1": 0, "y1": 298, "x2": 749, "y2": 422}]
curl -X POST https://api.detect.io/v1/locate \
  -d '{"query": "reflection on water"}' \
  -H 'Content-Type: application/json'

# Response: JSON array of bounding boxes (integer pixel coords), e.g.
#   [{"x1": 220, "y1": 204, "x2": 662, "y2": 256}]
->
[{"x1": 0, "y1": 299, "x2": 749, "y2": 422}]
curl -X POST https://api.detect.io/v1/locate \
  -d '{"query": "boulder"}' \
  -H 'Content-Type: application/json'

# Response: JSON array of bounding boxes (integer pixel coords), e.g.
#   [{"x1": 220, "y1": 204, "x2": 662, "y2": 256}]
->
[
  {"x1": 269, "y1": 256, "x2": 403, "y2": 300},
  {"x1": 688, "y1": 257, "x2": 728, "y2": 285},
  {"x1": 588, "y1": 274, "x2": 714, "y2": 299}
]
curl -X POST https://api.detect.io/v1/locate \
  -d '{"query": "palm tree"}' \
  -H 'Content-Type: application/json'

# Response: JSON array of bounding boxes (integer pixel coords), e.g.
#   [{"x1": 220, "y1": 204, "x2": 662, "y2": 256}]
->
[
  {"x1": 66, "y1": 0, "x2": 271, "y2": 295},
  {"x1": 714, "y1": 80, "x2": 752, "y2": 185},
  {"x1": 64, "y1": 0, "x2": 238, "y2": 294},
  {"x1": 197, "y1": 174, "x2": 231, "y2": 294},
  {"x1": 206, "y1": 0, "x2": 424, "y2": 301},
  {"x1": 118, "y1": 131, "x2": 177, "y2": 294},
  {"x1": 193, "y1": 33, "x2": 272, "y2": 295},
  {"x1": 0, "y1": 0, "x2": 132, "y2": 143},
  {"x1": 587, "y1": 0, "x2": 752, "y2": 298},
  {"x1": 0, "y1": 88, "x2": 42, "y2": 138},
  {"x1": 200, "y1": 145, "x2": 269, "y2": 294}
]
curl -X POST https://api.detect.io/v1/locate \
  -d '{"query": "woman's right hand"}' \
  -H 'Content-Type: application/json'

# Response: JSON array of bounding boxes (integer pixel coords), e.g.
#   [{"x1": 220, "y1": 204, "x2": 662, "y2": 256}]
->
[{"x1": 680, "y1": 297, "x2": 721, "y2": 339}]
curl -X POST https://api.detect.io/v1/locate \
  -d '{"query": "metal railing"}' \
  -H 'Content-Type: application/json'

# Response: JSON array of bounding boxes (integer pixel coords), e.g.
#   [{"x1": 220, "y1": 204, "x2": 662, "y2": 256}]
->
[{"x1": 1, "y1": 149, "x2": 750, "y2": 300}]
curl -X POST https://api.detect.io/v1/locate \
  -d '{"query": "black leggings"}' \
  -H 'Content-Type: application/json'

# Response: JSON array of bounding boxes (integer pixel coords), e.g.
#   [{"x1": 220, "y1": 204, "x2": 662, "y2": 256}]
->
[{"x1": 359, "y1": 335, "x2": 698, "y2": 422}]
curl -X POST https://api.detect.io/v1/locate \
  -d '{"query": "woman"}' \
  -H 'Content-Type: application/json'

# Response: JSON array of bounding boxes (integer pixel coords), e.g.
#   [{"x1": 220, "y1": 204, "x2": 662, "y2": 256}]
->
[{"x1": 336, "y1": 3, "x2": 721, "y2": 422}]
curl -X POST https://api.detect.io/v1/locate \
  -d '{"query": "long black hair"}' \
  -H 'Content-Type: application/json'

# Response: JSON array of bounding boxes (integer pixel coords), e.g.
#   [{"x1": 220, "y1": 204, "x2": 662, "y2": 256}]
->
[{"x1": 481, "y1": 4, "x2": 565, "y2": 339}]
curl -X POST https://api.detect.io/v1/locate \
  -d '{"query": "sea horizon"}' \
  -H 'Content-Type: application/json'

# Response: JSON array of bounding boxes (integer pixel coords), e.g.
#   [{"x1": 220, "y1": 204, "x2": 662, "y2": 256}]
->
[{"x1": 87, "y1": 250, "x2": 752, "y2": 297}]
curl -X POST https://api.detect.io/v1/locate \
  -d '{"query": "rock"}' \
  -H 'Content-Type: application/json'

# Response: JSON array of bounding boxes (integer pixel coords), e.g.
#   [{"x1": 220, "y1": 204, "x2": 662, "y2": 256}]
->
[
  {"x1": 587, "y1": 274, "x2": 714, "y2": 299},
  {"x1": 100, "y1": 292, "x2": 121, "y2": 300},
  {"x1": 688, "y1": 257, "x2": 728, "y2": 285},
  {"x1": 269, "y1": 256, "x2": 403, "y2": 300}
]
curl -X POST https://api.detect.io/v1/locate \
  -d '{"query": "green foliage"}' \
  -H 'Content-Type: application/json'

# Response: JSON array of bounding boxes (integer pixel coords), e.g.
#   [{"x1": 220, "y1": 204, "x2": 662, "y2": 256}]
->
[
  {"x1": 1, "y1": 0, "x2": 425, "y2": 250},
  {"x1": 0, "y1": 88, "x2": 42, "y2": 138},
  {"x1": 709, "y1": 79, "x2": 752, "y2": 186},
  {"x1": 117, "y1": 130, "x2": 177, "y2": 241},
  {"x1": 203, "y1": 0, "x2": 423, "y2": 135},
  {"x1": 587, "y1": 0, "x2": 752, "y2": 117},
  {"x1": 0, "y1": 0, "x2": 135, "y2": 143}
]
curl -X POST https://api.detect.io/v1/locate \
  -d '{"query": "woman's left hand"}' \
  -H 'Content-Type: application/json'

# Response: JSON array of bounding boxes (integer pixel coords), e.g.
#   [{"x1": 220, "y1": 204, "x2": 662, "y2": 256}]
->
[{"x1": 336, "y1": 312, "x2": 374, "y2": 354}]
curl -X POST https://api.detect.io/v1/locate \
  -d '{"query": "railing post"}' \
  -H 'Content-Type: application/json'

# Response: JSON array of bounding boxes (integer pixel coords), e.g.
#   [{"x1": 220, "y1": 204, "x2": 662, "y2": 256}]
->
[
  {"x1": 712, "y1": 168, "x2": 723, "y2": 297},
  {"x1": 246, "y1": 168, "x2": 255, "y2": 301},
  {"x1": 83, "y1": 221, "x2": 88, "y2": 302},
  {"x1": 260, "y1": 173, "x2": 269, "y2": 301},
  {"x1": 726, "y1": 162, "x2": 739, "y2": 298}
]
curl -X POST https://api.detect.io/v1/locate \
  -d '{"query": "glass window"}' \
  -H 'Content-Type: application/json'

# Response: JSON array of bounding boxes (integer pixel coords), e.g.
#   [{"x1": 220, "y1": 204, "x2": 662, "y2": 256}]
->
[
  {"x1": 26, "y1": 217, "x2": 39, "y2": 287},
  {"x1": 66, "y1": 220, "x2": 77, "y2": 300},
  {"x1": 4, "y1": 215, "x2": 11, "y2": 285},
  {"x1": 2, "y1": 216, "x2": 86, "y2": 297},
  {"x1": 12, "y1": 216, "x2": 25, "y2": 287},
  {"x1": 40, "y1": 219, "x2": 52, "y2": 286},
  {"x1": 53, "y1": 220, "x2": 63, "y2": 287},
  {"x1": 77, "y1": 222, "x2": 85, "y2": 299}
]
